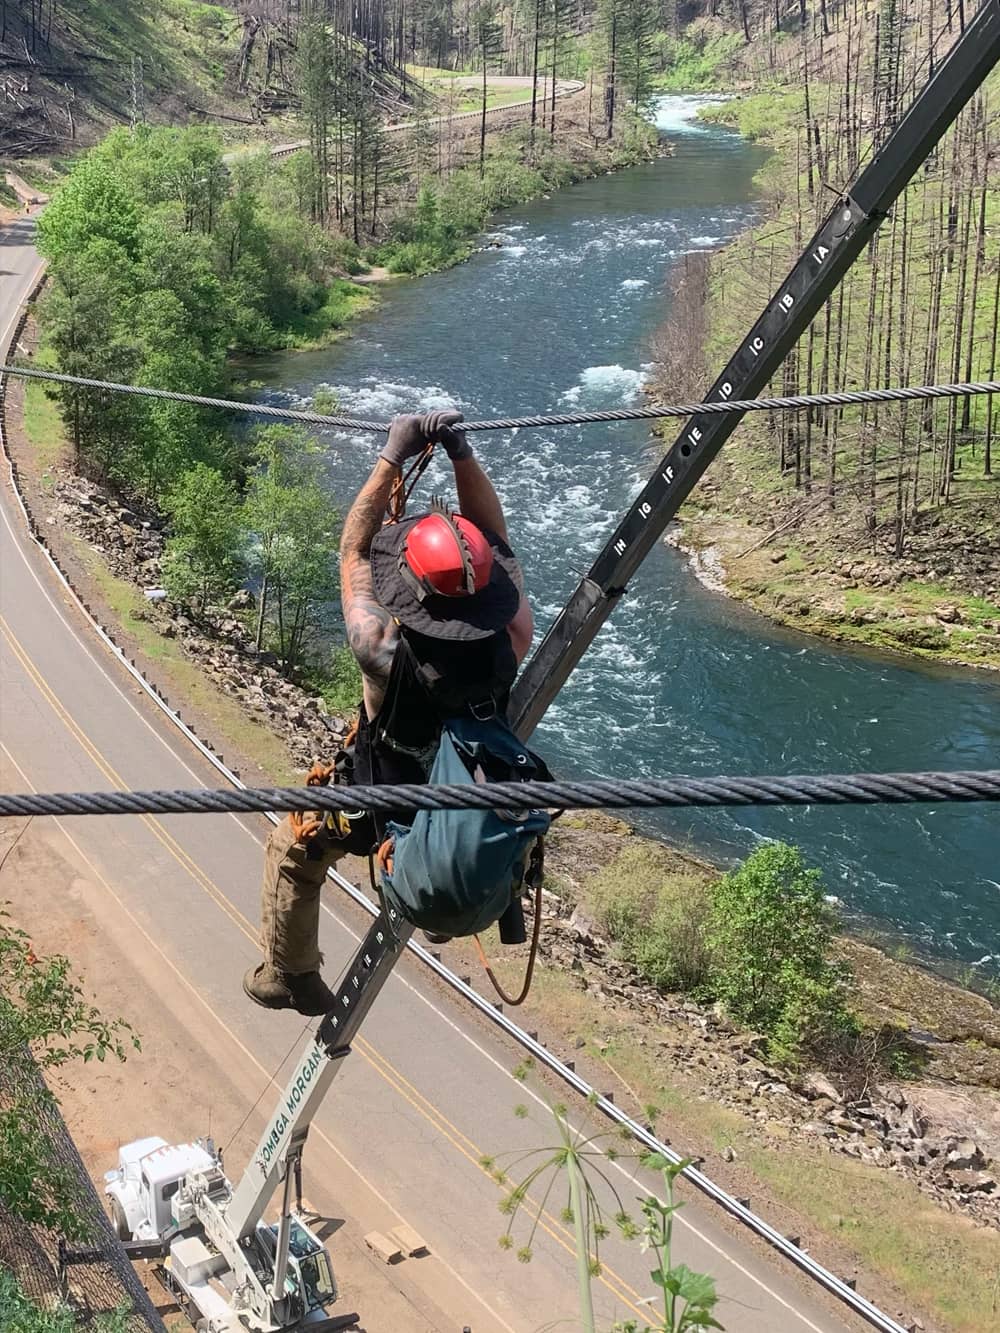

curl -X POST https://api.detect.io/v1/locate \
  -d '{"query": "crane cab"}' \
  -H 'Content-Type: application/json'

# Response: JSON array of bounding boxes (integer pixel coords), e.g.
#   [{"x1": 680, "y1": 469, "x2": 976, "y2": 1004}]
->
[
  {"x1": 105, "y1": 1136, "x2": 218, "y2": 1241},
  {"x1": 252, "y1": 1216, "x2": 338, "y2": 1317}
]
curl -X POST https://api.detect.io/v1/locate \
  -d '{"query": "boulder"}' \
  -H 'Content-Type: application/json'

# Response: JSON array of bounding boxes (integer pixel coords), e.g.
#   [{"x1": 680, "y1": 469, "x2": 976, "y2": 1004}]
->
[
  {"x1": 800, "y1": 1071, "x2": 842, "y2": 1104},
  {"x1": 945, "y1": 1138, "x2": 985, "y2": 1171},
  {"x1": 948, "y1": 1169, "x2": 995, "y2": 1193}
]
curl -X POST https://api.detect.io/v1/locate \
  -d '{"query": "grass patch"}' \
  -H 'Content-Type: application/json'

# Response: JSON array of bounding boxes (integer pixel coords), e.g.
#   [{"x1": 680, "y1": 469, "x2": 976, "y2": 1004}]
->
[
  {"x1": 75, "y1": 541, "x2": 298, "y2": 785},
  {"x1": 22, "y1": 344, "x2": 69, "y2": 474},
  {"x1": 746, "y1": 1148, "x2": 1000, "y2": 1333},
  {"x1": 583, "y1": 842, "x2": 711, "y2": 992},
  {"x1": 280, "y1": 280, "x2": 374, "y2": 351}
]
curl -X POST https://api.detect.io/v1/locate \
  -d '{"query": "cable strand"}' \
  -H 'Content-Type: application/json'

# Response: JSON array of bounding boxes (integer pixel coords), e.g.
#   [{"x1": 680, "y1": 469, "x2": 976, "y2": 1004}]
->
[
  {"x1": 2, "y1": 364, "x2": 999, "y2": 434},
  {"x1": 0, "y1": 770, "x2": 997, "y2": 818}
]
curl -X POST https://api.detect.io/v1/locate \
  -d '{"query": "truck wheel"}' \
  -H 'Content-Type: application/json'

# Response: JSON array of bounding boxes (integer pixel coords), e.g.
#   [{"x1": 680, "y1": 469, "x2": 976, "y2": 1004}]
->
[{"x1": 109, "y1": 1197, "x2": 130, "y2": 1242}]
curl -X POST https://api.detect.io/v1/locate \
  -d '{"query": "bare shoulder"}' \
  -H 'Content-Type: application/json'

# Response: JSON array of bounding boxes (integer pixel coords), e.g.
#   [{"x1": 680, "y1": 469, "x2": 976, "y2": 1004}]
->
[{"x1": 340, "y1": 552, "x2": 397, "y2": 698}]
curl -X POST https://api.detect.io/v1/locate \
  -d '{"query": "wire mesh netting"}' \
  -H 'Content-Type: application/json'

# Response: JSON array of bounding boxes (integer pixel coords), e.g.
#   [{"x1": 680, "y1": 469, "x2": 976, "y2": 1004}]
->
[{"x1": 0, "y1": 1051, "x2": 165, "y2": 1331}]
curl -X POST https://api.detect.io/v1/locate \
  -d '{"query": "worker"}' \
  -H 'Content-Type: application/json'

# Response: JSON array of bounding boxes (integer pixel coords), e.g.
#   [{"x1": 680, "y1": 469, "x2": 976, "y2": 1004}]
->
[{"x1": 244, "y1": 410, "x2": 534, "y2": 1015}]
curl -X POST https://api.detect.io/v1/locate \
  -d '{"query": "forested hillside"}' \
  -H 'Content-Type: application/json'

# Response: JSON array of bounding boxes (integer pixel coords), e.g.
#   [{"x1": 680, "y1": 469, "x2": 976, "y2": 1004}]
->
[{"x1": 654, "y1": 2, "x2": 1000, "y2": 669}]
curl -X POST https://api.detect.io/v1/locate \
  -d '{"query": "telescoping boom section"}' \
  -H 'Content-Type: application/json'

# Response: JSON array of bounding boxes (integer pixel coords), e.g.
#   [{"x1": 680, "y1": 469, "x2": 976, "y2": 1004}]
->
[
  {"x1": 107, "y1": 907, "x2": 412, "y2": 1332},
  {"x1": 226, "y1": 908, "x2": 413, "y2": 1240}
]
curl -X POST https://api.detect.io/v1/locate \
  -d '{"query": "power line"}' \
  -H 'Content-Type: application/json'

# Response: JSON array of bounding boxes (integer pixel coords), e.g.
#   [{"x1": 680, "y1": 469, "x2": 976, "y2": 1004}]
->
[
  {"x1": 2, "y1": 363, "x2": 1000, "y2": 434},
  {"x1": 1, "y1": 769, "x2": 998, "y2": 819}
]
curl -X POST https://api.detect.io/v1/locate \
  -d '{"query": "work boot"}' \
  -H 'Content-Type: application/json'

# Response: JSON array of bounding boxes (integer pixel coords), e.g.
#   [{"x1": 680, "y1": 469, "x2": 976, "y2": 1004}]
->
[{"x1": 243, "y1": 964, "x2": 335, "y2": 1017}]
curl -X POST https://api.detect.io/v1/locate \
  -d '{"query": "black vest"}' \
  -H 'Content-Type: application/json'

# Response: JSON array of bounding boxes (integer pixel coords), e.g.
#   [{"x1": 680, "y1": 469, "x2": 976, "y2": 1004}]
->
[{"x1": 353, "y1": 629, "x2": 518, "y2": 821}]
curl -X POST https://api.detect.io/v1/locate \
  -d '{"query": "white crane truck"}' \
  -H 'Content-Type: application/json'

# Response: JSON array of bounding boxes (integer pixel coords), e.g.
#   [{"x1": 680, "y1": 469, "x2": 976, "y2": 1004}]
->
[{"x1": 106, "y1": 907, "x2": 412, "y2": 1332}]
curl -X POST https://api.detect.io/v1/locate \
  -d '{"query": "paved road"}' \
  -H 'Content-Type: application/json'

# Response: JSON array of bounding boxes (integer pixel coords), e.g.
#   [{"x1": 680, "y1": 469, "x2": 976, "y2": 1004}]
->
[
  {"x1": 0, "y1": 218, "x2": 863, "y2": 1333},
  {"x1": 230, "y1": 80, "x2": 586, "y2": 162}
]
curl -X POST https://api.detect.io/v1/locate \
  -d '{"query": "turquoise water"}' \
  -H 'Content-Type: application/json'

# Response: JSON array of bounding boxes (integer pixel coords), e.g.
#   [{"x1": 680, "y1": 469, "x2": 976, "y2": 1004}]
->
[{"x1": 261, "y1": 97, "x2": 1000, "y2": 975}]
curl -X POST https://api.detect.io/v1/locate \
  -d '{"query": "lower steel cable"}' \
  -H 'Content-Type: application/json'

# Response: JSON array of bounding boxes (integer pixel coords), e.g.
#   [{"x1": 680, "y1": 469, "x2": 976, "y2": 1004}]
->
[{"x1": 0, "y1": 769, "x2": 998, "y2": 818}]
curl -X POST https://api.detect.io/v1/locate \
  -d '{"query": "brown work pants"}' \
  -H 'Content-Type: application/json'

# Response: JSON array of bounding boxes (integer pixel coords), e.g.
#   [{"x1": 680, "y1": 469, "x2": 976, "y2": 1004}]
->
[{"x1": 259, "y1": 816, "x2": 347, "y2": 975}]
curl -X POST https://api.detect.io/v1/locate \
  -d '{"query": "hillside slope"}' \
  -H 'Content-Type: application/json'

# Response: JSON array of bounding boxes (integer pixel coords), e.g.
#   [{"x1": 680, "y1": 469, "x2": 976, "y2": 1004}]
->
[
  {"x1": 0, "y1": 1, "x2": 261, "y2": 161},
  {"x1": 652, "y1": 3, "x2": 1000, "y2": 671}
]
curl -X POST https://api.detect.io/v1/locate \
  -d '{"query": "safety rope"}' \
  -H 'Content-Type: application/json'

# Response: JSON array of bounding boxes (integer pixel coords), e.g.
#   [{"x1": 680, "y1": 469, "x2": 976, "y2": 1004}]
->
[
  {"x1": 474, "y1": 873, "x2": 544, "y2": 1008},
  {"x1": 1, "y1": 769, "x2": 998, "y2": 818},
  {"x1": 3, "y1": 363, "x2": 1000, "y2": 433},
  {"x1": 386, "y1": 443, "x2": 435, "y2": 521}
]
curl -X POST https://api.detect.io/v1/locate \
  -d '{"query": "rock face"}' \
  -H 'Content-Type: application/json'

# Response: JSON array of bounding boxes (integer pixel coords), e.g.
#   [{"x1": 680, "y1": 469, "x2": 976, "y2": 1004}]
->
[{"x1": 52, "y1": 474, "x2": 351, "y2": 768}]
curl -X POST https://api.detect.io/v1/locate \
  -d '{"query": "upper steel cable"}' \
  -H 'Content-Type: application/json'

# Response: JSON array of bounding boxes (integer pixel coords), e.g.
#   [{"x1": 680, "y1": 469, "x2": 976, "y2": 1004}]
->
[
  {"x1": 1, "y1": 770, "x2": 998, "y2": 818},
  {"x1": 2, "y1": 363, "x2": 1000, "y2": 433}
]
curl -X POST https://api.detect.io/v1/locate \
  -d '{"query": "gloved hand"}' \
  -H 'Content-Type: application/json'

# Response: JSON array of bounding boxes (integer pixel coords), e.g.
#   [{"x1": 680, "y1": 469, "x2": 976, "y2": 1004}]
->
[
  {"x1": 425, "y1": 409, "x2": 472, "y2": 462},
  {"x1": 381, "y1": 413, "x2": 431, "y2": 468},
  {"x1": 380, "y1": 410, "x2": 471, "y2": 467}
]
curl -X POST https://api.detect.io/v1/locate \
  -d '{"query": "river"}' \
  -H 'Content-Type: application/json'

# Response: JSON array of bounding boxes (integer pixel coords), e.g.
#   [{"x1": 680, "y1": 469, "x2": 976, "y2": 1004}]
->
[{"x1": 261, "y1": 94, "x2": 1000, "y2": 976}]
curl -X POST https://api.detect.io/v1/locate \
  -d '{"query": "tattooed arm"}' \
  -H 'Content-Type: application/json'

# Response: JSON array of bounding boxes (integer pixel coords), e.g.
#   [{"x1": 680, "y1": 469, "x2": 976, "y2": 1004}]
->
[{"x1": 340, "y1": 459, "x2": 399, "y2": 717}]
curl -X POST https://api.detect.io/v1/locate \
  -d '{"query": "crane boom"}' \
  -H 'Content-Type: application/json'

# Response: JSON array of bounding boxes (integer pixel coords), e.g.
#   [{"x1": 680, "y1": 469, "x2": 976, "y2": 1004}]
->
[
  {"x1": 509, "y1": 0, "x2": 1000, "y2": 738},
  {"x1": 227, "y1": 906, "x2": 413, "y2": 1240}
]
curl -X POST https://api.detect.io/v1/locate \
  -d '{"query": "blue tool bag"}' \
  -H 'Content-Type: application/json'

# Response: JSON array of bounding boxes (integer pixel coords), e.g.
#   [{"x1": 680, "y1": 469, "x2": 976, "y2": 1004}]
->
[{"x1": 379, "y1": 715, "x2": 551, "y2": 938}]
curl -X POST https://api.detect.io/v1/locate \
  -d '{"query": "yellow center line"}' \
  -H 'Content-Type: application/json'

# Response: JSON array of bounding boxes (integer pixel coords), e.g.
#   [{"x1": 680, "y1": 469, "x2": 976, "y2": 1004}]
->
[{"x1": 1, "y1": 613, "x2": 647, "y2": 1319}]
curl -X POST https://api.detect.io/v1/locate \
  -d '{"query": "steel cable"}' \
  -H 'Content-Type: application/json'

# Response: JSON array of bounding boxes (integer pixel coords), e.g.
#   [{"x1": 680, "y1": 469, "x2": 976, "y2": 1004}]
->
[
  {"x1": 1, "y1": 769, "x2": 998, "y2": 818},
  {"x1": 2, "y1": 364, "x2": 1000, "y2": 433}
]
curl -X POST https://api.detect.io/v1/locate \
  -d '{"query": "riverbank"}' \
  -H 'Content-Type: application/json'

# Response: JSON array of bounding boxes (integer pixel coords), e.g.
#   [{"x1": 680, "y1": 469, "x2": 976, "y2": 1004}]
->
[{"x1": 647, "y1": 26, "x2": 1000, "y2": 675}]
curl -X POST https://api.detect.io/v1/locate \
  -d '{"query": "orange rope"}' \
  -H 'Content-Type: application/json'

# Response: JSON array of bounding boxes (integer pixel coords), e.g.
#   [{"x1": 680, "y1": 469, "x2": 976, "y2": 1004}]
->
[
  {"x1": 474, "y1": 872, "x2": 543, "y2": 1008},
  {"x1": 386, "y1": 444, "x2": 435, "y2": 524}
]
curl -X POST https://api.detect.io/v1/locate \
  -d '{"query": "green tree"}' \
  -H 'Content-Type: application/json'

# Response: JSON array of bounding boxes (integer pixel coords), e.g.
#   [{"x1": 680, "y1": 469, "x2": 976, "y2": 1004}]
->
[
  {"x1": 473, "y1": 3, "x2": 505, "y2": 174},
  {"x1": 300, "y1": 0, "x2": 334, "y2": 224},
  {"x1": 36, "y1": 156, "x2": 140, "y2": 264},
  {"x1": 40, "y1": 240, "x2": 142, "y2": 476},
  {"x1": 0, "y1": 908, "x2": 138, "y2": 1241},
  {"x1": 243, "y1": 426, "x2": 341, "y2": 676},
  {"x1": 704, "y1": 842, "x2": 856, "y2": 1063},
  {"x1": 162, "y1": 463, "x2": 245, "y2": 615}
]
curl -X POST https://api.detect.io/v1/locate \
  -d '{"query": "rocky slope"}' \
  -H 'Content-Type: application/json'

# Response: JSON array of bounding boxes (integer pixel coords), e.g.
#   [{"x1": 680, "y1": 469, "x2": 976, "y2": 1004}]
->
[{"x1": 47, "y1": 471, "x2": 349, "y2": 769}]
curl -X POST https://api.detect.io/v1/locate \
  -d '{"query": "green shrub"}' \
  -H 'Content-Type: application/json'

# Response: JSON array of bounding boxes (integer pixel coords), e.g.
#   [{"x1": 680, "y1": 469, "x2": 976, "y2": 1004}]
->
[
  {"x1": 584, "y1": 844, "x2": 711, "y2": 993},
  {"x1": 303, "y1": 644, "x2": 362, "y2": 721},
  {"x1": 704, "y1": 843, "x2": 857, "y2": 1066},
  {"x1": 0, "y1": 1270, "x2": 129, "y2": 1333},
  {"x1": 650, "y1": 29, "x2": 745, "y2": 90}
]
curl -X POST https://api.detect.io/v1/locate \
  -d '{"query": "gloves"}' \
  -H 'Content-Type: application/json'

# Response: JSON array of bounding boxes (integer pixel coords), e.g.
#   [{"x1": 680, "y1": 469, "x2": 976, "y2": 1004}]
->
[
  {"x1": 380, "y1": 410, "x2": 472, "y2": 467},
  {"x1": 427, "y1": 409, "x2": 472, "y2": 462},
  {"x1": 290, "y1": 761, "x2": 335, "y2": 844}
]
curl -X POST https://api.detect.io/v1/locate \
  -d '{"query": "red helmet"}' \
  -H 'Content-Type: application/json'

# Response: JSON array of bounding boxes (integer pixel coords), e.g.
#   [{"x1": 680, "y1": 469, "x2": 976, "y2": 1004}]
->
[{"x1": 401, "y1": 511, "x2": 494, "y2": 599}]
